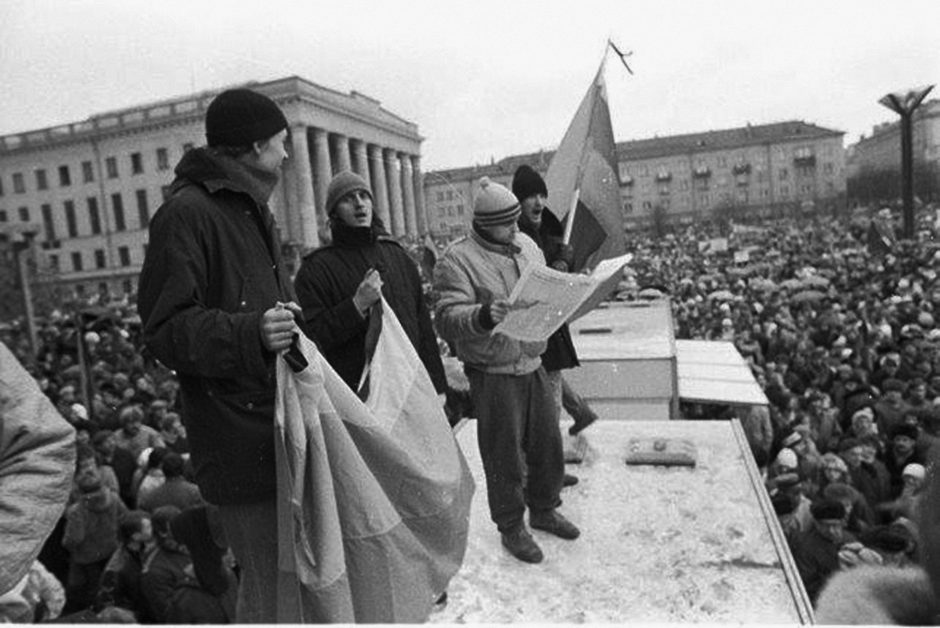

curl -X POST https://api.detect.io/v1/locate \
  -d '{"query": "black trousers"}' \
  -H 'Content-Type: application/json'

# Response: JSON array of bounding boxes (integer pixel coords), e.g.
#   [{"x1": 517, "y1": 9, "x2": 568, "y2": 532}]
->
[{"x1": 467, "y1": 367, "x2": 564, "y2": 532}]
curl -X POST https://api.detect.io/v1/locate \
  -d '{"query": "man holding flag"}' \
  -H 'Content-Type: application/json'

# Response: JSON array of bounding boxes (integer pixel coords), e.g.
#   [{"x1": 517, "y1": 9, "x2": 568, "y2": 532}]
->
[{"x1": 512, "y1": 165, "x2": 598, "y2": 456}]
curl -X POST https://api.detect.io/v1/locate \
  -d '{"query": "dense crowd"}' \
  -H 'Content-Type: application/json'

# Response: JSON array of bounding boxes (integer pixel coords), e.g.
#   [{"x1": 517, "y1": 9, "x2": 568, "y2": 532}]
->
[{"x1": 3, "y1": 202, "x2": 939, "y2": 620}]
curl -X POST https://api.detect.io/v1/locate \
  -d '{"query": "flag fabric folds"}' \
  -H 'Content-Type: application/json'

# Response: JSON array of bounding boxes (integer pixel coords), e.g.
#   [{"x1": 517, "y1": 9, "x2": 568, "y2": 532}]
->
[
  {"x1": 274, "y1": 297, "x2": 474, "y2": 623},
  {"x1": 545, "y1": 61, "x2": 626, "y2": 272}
]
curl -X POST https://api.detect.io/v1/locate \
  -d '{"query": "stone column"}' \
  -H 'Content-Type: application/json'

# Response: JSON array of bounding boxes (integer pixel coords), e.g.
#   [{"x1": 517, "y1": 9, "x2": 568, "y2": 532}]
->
[
  {"x1": 368, "y1": 144, "x2": 391, "y2": 228},
  {"x1": 332, "y1": 133, "x2": 352, "y2": 174},
  {"x1": 400, "y1": 154, "x2": 417, "y2": 237},
  {"x1": 290, "y1": 125, "x2": 319, "y2": 248},
  {"x1": 411, "y1": 155, "x2": 428, "y2": 235},
  {"x1": 312, "y1": 128, "x2": 332, "y2": 228},
  {"x1": 351, "y1": 139, "x2": 371, "y2": 188},
  {"x1": 385, "y1": 148, "x2": 405, "y2": 237}
]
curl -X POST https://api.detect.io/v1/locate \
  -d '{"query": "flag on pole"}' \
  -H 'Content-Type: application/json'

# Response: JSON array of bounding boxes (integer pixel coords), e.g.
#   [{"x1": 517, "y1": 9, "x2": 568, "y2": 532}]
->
[{"x1": 545, "y1": 57, "x2": 626, "y2": 272}]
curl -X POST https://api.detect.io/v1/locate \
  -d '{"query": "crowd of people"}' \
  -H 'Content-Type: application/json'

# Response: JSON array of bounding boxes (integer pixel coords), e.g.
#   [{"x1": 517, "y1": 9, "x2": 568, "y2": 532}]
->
[
  {"x1": 625, "y1": 203, "x2": 940, "y2": 606},
  {"x1": 2, "y1": 83, "x2": 938, "y2": 622},
  {"x1": 5, "y1": 201, "x2": 939, "y2": 620}
]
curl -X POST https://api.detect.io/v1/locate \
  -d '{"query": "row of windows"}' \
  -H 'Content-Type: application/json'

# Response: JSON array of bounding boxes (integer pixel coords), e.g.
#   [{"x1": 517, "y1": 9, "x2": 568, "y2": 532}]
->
[
  {"x1": 48, "y1": 244, "x2": 139, "y2": 273},
  {"x1": 0, "y1": 144, "x2": 192, "y2": 196},
  {"x1": 620, "y1": 162, "x2": 834, "y2": 183},
  {"x1": 0, "y1": 186, "x2": 170, "y2": 238}
]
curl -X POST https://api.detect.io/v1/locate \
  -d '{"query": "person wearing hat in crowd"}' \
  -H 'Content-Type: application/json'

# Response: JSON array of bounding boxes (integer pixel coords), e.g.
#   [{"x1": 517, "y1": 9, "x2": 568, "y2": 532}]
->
[
  {"x1": 790, "y1": 498, "x2": 855, "y2": 604},
  {"x1": 883, "y1": 424, "x2": 925, "y2": 499},
  {"x1": 511, "y1": 164, "x2": 598, "y2": 483},
  {"x1": 433, "y1": 177, "x2": 580, "y2": 564},
  {"x1": 112, "y1": 405, "x2": 165, "y2": 462},
  {"x1": 877, "y1": 463, "x2": 926, "y2": 523},
  {"x1": 293, "y1": 170, "x2": 448, "y2": 400},
  {"x1": 138, "y1": 88, "x2": 304, "y2": 622},
  {"x1": 874, "y1": 377, "x2": 911, "y2": 436}
]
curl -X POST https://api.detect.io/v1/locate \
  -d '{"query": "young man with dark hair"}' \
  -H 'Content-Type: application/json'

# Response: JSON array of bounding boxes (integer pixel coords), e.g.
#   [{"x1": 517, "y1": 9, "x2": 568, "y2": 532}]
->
[{"x1": 138, "y1": 88, "x2": 302, "y2": 622}]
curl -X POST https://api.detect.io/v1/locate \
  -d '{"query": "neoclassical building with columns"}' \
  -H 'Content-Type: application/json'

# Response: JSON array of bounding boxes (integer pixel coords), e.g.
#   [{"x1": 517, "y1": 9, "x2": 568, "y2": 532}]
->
[{"x1": 0, "y1": 75, "x2": 427, "y2": 299}]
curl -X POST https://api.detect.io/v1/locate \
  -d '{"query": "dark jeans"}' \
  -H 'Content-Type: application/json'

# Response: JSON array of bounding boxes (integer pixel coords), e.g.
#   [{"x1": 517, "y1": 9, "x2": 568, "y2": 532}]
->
[{"x1": 467, "y1": 367, "x2": 564, "y2": 533}]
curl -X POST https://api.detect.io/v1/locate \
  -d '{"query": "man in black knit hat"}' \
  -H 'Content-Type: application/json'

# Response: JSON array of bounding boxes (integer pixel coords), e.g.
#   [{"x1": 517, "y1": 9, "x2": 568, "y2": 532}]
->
[
  {"x1": 138, "y1": 88, "x2": 304, "y2": 622},
  {"x1": 511, "y1": 165, "x2": 599, "y2": 467}
]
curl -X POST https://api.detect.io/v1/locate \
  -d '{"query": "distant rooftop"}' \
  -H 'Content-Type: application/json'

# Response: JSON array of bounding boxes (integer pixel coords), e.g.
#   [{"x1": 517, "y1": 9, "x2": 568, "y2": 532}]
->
[
  {"x1": 0, "y1": 75, "x2": 418, "y2": 154},
  {"x1": 427, "y1": 119, "x2": 845, "y2": 179}
]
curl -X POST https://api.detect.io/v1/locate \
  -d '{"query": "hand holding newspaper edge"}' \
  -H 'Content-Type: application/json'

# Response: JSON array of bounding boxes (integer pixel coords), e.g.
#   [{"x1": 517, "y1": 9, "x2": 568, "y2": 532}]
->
[{"x1": 494, "y1": 252, "x2": 633, "y2": 342}]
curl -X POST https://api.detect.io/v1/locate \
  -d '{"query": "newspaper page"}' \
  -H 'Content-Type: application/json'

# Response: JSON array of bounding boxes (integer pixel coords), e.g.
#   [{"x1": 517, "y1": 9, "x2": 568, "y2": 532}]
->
[{"x1": 494, "y1": 253, "x2": 633, "y2": 342}]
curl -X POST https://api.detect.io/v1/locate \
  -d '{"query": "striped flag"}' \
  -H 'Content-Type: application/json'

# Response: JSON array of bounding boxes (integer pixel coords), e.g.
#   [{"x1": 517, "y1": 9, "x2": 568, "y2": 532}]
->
[{"x1": 545, "y1": 58, "x2": 626, "y2": 272}]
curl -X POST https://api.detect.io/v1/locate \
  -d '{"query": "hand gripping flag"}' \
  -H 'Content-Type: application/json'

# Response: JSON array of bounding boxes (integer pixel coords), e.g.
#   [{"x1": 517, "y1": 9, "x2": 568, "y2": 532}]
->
[
  {"x1": 545, "y1": 58, "x2": 626, "y2": 273},
  {"x1": 274, "y1": 298, "x2": 474, "y2": 623}
]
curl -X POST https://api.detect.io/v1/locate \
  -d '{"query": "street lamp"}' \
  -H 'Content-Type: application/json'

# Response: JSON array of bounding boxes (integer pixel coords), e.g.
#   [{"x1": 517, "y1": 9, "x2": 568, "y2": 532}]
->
[{"x1": 878, "y1": 84, "x2": 935, "y2": 239}]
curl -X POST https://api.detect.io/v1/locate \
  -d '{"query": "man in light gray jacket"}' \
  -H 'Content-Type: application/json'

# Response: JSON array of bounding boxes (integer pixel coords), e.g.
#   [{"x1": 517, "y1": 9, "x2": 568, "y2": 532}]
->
[{"x1": 433, "y1": 177, "x2": 580, "y2": 564}]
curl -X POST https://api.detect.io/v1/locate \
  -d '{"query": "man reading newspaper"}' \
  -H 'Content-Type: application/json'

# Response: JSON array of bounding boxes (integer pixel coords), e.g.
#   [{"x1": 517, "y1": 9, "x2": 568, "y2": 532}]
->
[{"x1": 433, "y1": 177, "x2": 580, "y2": 564}]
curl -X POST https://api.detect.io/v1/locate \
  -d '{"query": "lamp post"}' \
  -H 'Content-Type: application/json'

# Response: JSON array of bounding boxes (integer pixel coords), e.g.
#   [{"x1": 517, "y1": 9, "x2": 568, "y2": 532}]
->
[
  {"x1": 878, "y1": 84, "x2": 935, "y2": 240},
  {"x1": 13, "y1": 229, "x2": 38, "y2": 364}
]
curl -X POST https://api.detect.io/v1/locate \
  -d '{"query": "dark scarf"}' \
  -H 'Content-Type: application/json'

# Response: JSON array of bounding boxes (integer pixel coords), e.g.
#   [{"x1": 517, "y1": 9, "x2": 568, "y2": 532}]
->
[
  {"x1": 329, "y1": 215, "x2": 391, "y2": 248},
  {"x1": 175, "y1": 147, "x2": 279, "y2": 207}
]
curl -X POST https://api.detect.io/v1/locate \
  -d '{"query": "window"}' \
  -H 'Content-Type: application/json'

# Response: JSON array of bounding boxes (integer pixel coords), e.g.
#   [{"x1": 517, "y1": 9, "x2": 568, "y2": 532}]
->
[
  {"x1": 82, "y1": 160, "x2": 94, "y2": 183},
  {"x1": 13, "y1": 173, "x2": 25, "y2": 193},
  {"x1": 0, "y1": 176, "x2": 4, "y2": 195},
  {"x1": 64, "y1": 201, "x2": 77, "y2": 238},
  {"x1": 623, "y1": 202, "x2": 634, "y2": 214},
  {"x1": 36, "y1": 169, "x2": 48, "y2": 190},
  {"x1": 123, "y1": 279, "x2": 133, "y2": 295},
  {"x1": 111, "y1": 193, "x2": 126, "y2": 231},
  {"x1": 106, "y1": 157, "x2": 118, "y2": 179},
  {"x1": 71, "y1": 251, "x2": 83, "y2": 272},
  {"x1": 58, "y1": 165, "x2": 71, "y2": 186},
  {"x1": 94, "y1": 249, "x2": 106, "y2": 269},
  {"x1": 436, "y1": 191, "x2": 444, "y2": 202},
  {"x1": 130, "y1": 152, "x2": 143, "y2": 175},
  {"x1": 161, "y1": 185, "x2": 172, "y2": 201},
  {"x1": 41, "y1": 204, "x2": 55, "y2": 241},
  {"x1": 136, "y1": 189, "x2": 149, "y2": 227},
  {"x1": 778, "y1": 168, "x2": 788, "y2": 180},
  {"x1": 87, "y1": 197, "x2": 101, "y2": 235},
  {"x1": 49, "y1": 254, "x2": 59, "y2": 271},
  {"x1": 780, "y1": 185, "x2": 790, "y2": 197},
  {"x1": 0, "y1": 210, "x2": 6, "y2": 222},
  {"x1": 18, "y1": 206, "x2": 29, "y2": 222},
  {"x1": 823, "y1": 162, "x2": 834, "y2": 174},
  {"x1": 156, "y1": 148, "x2": 169, "y2": 171},
  {"x1": 118, "y1": 246, "x2": 131, "y2": 267}
]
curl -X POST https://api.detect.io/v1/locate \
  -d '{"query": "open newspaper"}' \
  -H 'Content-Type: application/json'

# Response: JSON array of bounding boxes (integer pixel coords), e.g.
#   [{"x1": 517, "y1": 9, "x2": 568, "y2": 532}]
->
[{"x1": 493, "y1": 252, "x2": 633, "y2": 342}]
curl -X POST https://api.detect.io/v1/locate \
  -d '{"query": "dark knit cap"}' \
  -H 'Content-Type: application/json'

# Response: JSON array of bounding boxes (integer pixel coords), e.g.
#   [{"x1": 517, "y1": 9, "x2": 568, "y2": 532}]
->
[
  {"x1": 811, "y1": 499, "x2": 847, "y2": 522},
  {"x1": 511, "y1": 164, "x2": 548, "y2": 202},
  {"x1": 205, "y1": 89, "x2": 288, "y2": 147},
  {"x1": 326, "y1": 171, "x2": 373, "y2": 216}
]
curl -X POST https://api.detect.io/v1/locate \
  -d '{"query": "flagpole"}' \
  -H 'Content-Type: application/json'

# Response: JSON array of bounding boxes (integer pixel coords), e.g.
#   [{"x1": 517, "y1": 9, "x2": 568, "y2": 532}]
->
[{"x1": 562, "y1": 188, "x2": 580, "y2": 246}]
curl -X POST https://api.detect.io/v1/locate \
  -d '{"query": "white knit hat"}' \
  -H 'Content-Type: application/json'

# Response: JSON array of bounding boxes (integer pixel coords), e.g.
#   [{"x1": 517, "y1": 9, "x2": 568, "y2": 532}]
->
[
  {"x1": 775, "y1": 447, "x2": 798, "y2": 470},
  {"x1": 902, "y1": 463, "x2": 926, "y2": 481},
  {"x1": 472, "y1": 177, "x2": 520, "y2": 227}
]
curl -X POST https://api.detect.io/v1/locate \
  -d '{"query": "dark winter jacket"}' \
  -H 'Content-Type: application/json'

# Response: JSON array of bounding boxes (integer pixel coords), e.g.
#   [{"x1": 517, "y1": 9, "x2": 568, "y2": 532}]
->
[
  {"x1": 294, "y1": 218, "x2": 447, "y2": 394},
  {"x1": 137, "y1": 147, "x2": 295, "y2": 505},
  {"x1": 517, "y1": 210, "x2": 579, "y2": 372}
]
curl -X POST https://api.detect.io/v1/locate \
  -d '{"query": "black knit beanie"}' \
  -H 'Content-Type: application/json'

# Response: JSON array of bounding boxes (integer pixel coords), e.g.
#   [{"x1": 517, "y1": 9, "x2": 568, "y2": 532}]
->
[
  {"x1": 205, "y1": 89, "x2": 288, "y2": 147},
  {"x1": 511, "y1": 164, "x2": 548, "y2": 202}
]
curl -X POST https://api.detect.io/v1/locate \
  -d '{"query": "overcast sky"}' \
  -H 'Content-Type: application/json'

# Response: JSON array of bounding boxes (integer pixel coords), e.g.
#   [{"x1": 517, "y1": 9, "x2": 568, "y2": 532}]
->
[{"x1": 1, "y1": 0, "x2": 937, "y2": 170}]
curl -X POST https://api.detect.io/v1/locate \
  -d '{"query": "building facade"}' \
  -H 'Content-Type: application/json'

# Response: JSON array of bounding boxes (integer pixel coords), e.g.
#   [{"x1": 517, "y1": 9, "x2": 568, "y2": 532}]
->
[
  {"x1": 424, "y1": 120, "x2": 846, "y2": 236},
  {"x1": 0, "y1": 76, "x2": 426, "y2": 301},
  {"x1": 845, "y1": 98, "x2": 940, "y2": 180}
]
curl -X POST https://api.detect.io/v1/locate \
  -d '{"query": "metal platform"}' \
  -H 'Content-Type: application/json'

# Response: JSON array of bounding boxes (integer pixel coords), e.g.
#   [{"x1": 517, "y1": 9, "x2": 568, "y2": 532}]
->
[{"x1": 430, "y1": 419, "x2": 813, "y2": 624}]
